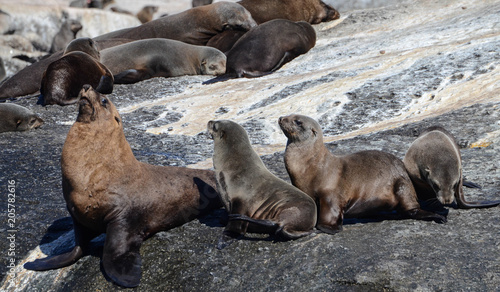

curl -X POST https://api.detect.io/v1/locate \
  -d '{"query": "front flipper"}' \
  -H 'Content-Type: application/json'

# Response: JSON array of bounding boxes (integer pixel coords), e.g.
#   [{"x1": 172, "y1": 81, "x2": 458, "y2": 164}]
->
[
  {"x1": 95, "y1": 74, "x2": 114, "y2": 94},
  {"x1": 316, "y1": 197, "x2": 343, "y2": 235},
  {"x1": 113, "y1": 69, "x2": 151, "y2": 84},
  {"x1": 406, "y1": 208, "x2": 447, "y2": 223},
  {"x1": 455, "y1": 185, "x2": 500, "y2": 209},
  {"x1": 24, "y1": 219, "x2": 97, "y2": 271},
  {"x1": 101, "y1": 219, "x2": 143, "y2": 288}
]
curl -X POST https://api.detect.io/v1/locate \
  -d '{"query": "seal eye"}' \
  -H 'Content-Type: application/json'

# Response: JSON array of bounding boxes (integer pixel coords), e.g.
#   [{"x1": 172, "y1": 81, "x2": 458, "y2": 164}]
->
[
  {"x1": 294, "y1": 120, "x2": 303, "y2": 127},
  {"x1": 101, "y1": 98, "x2": 108, "y2": 107}
]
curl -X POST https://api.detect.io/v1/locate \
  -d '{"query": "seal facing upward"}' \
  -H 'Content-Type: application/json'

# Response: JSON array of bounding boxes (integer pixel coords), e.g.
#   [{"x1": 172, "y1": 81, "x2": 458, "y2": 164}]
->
[
  {"x1": 280, "y1": 114, "x2": 446, "y2": 234},
  {"x1": 24, "y1": 85, "x2": 221, "y2": 287}
]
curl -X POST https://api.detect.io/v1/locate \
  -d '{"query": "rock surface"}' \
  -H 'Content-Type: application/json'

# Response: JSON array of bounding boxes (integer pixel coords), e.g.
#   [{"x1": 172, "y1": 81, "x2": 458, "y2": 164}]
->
[{"x1": 1, "y1": 0, "x2": 500, "y2": 291}]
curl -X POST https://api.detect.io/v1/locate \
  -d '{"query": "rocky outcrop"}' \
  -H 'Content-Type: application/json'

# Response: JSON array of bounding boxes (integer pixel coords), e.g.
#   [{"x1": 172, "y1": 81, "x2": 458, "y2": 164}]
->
[{"x1": 1, "y1": 0, "x2": 499, "y2": 290}]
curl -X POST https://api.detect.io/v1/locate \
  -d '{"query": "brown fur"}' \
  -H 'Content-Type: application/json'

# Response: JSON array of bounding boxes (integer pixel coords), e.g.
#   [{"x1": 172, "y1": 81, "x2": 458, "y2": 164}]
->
[{"x1": 280, "y1": 114, "x2": 446, "y2": 234}]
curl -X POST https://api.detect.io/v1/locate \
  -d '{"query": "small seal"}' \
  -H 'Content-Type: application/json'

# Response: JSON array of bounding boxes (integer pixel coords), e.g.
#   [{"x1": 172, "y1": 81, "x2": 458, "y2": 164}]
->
[
  {"x1": 24, "y1": 85, "x2": 221, "y2": 287},
  {"x1": 204, "y1": 19, "x2": 316, "y2": 84},
  {"x1": 403, "y1": 126, "x2": 500, "y2": 209},
  {"x1": 38, "y1": 38, "x2": 114, "y2": 106},
  {"x1": 238, "y1": 0, "x2": 340, "y2": 24},
  {"x1": 50, "y1": 15, "x2": 83, "y2": 53},
  {"x1": 208, "y1": 119, "x2": 317, "y2": 248},
  {"x1": 136, "y1": 5, "x2": 158, "y2": 23},
  {"x1": 0, "y1": 103, "x2": 44, "y2": 133},
  {"x1": 100, "y1": 39, "x2": 226, "y2": 84},
  {"x1": 279, "y1": 114, "x2": 446, "y2": 234}
]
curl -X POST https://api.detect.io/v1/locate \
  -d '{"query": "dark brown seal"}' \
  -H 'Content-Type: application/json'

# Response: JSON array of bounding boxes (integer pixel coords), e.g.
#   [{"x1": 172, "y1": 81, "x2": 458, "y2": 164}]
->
[
  {"x1": 208, "y1": 119, "x2": 316, "y2": 248},
  {"x1": 204, "y1": 19, "x2": 316, "y2": 84},
  {"x1": 206, "y1": 29, "x2": 246, "y2": 53},
  {"x1": 279, "y1": 114, "x2": 446, "y2": 234},
  {"x1": 100, "y1": 39, "x2": 226, "y2": 84},
  {"x1": 38, "y1": 38, "x2": 114, "y2": 106},
  {"x1": 24, "y1": 85, "x2": 221, "y2": 287},
  {"x1": 403, "y1": 126, "x2": 500, "y2": 209},
  {"x1": 0, "y1": 2, "x2": 256, "y2": 100},
  {"x1": 0, "y1": 103, "x2": 43, "y2": 133},
  {"x1": 238, "y1": 0, "x2": 340, "y2": 24}
]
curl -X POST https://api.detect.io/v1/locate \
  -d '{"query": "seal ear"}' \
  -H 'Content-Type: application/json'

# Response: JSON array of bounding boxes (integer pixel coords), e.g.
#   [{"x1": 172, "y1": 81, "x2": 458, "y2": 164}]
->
[
  {"x1": 312, "y1": 127, "x2": 317, "y2": 137},
  {"x1": 16, "y1": 119, "x2": 22, "y2": 128}
]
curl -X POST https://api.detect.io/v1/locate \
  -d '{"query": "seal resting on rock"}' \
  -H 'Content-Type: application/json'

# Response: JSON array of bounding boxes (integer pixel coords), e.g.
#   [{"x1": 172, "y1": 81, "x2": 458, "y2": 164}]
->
[
  {"x1": 203, "y1": 19, "x2": 316, "y2": 84},
  {"x1": 24, "y1": 85, "x2": 222, "y2": 288},
  {"x1": 279, "y1": 114, "x2": 446, "y2": 234},
  {"x1": 100, "y1": 39, "x2": 226, "y2": 84},
  {"x1": 38, "y1": 38, "x2": 114, "y2": 106},
  {"x1": 0, "y1": 103, "x2": 43, "y2": 133},
  {"x1": 403, "y1": 126, "x2": 500, "y2": 209},
  {"x1": 208, "y1": 119, "x2": 317, "y2": 248},
  {"x1": 238, "y1": 0, "x2": 340, "y2": 24}
]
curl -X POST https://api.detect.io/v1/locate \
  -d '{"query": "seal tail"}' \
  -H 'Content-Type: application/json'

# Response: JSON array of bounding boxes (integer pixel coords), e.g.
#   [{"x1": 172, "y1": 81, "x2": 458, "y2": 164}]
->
[{"x1": 202, "y1": 73, "x2": 237, "y2": 85}]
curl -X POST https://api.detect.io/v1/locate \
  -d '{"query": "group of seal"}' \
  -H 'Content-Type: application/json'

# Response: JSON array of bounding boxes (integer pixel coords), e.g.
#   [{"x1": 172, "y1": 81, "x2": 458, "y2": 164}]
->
[{"x1": 24, "y1": 85, "x2": 222, "y2": 288}]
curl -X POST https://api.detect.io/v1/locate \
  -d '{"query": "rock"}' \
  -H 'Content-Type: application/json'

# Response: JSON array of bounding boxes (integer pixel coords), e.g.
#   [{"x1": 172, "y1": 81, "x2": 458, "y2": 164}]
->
[{"x1": 1, "y1": 0, "x2": 499, "y2": 290}]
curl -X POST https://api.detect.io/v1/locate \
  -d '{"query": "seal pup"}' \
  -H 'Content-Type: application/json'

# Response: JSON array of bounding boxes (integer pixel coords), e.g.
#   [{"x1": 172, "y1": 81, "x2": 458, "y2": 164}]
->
[
  {"x1": 403, "y1": 126, "x2": 500, "y2": 209},
  {"x1": 208, "y1": 119, "x2": 317, "y2": 248},
  {"x1": 204, "y1": 19, "x2": 316, "y2": 84},
  {"x1": 238, "y1": 0, "x2": 340, "y2": 24},
  {"x1": 24, "y1": 85, "x2": 221, "y2": 287},
  {"x1": 136, "y1": 5, "x2": 158, "y2": 23},
  {"x1": 100, "y1": 39, "x2": 226, "y2": 84},
  {"x1": 50, "y1": 16, "x2": 83, "y2": 53},
  {"x1": 279, "y1": 114, "x2": 446, "y2": 234},
  {"x1": 38, "y1": 38, "x2": 114, "y2": 106},
  {"x1": 0, "y1": 103, "x2": 43, "y2": 133}
]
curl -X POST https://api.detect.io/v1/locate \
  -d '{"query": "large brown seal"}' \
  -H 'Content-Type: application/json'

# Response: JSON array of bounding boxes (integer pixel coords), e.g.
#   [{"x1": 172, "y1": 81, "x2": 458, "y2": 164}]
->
[
  {"x1": 207, "y1": 119, "x2": 317, "y2": 248},
  {"x1": 24, "y1": 85, "x2": 222, "y2": 287},
  {"x1": 238, "y1": 0, "x2": 340, "y2": 24},
  {"x1": 403, "y1": 126, "x2": 500, "y2": 209},
  {"x1": 38, "y1": 38, "x2": 114, "y2": 106},
  {"x1": 0, "y1": 103, "x2": 43, "y2": 133},
  {"x1": 204, "y1": 19, "x2": 316, "y2": 84},
  {"x1": 279, "y1": 114, "x2": 446, "y2": 234},
  {"x1": 0, "y1": 2, "x2": 256, "y2": 99},
  {"x1": 100, "y1": 39, "x2": 226, "y2": 84}
]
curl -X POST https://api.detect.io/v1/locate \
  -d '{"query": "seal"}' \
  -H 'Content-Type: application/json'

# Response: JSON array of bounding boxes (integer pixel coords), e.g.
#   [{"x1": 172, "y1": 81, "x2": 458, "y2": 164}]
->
[
  {"x1": 136, "y1": 5, "x2": 158, "y2": 23},
  {"x1": 192, "y1": 0, "x2": 213, "y2": 7},
  {"x1": 38, "y1": 38, "x2": 114, "y2": 106},
  {"x1": 279, "y1": 114, "x2": 446, "y2": 234},
  {"x1": 0, "y1": 103, "x2": 44, "y2": 133},
  {"x1": 403, "y1": 126, "x2": 500, "y2": 209},
  {"x1": 238, "y1": 0, "x2": 340, "y2": 24},
  {"x1": 24, "y1": 85, "x2": 222, "y2": 288},
  {"x1": 100, "y1": 39, "x2": 226, "y2": 84},
  {"x1": 50, "y1": 16, "x2": 83, "y2": 53},
  {"x1": 204, "y1": 19, "x2": 316, "y2": 84},
  {"x1": 207, "y1": 119, "x2": 317, "y2": 248},
  {"x1": 94, "y1": 2, "x2": 257, "y2": 46},
  {"x1": 0, "y1": 2, "x2": 256, "y2": 99}
]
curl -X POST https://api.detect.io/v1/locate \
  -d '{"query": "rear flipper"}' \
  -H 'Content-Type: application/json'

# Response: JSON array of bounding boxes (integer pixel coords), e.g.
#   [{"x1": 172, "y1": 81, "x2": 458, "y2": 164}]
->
[
  {"x1": 228, "y1": 214, "x2": 313, "y2": 240},
  {"x1": 202, "y1": 73, "x2": 237, "y2": 85},
  {"x1": 406, "y1": 208, "x2": 447, "y2": 223},
  {"x1": 24, "y1": 246, "x2": 84, "y2": 271},
  {"x1": 101, "y1": 219, "x2": 143, "y2": 288}
]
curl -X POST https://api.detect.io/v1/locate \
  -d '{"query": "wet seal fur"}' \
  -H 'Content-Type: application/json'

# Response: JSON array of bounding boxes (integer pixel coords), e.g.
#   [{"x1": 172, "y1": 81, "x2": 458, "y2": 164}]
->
[
  {"x1": 38, "y1": 38, "x2": 114, "y2": 106},
  {"x1": 0, "y1": 103, "x2": 44, "y2": 133},
  {"x1": 238, "y1": 0, "x2": 340, "y2": 24},
  {"x1": 403, "y1": 126, "x2": 500, "y2": 209},
  {"x1": 279, "y1": 114, "x2": 446, "y2": 234},
  {"x1": 24, "y1": 85, "x2": 222, "y2": 288},
  {"x1": 203, "y1": 19, "x2": 316, "y2": 84},
  {"x1": 100, "y1": 39, "x2": 226, "y2": 84},
  {"x1": 208, "y1": 119, "x2": 317, "y2": 249}
]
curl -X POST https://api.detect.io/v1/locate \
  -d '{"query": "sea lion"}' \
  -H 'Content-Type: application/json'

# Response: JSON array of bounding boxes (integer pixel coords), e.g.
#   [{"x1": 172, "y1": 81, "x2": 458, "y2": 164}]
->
[
  {"x1": 0, "y1": 2, "x2": 256, "y2": 99},
  {"x1": 279, "y1": 114, "x2": 446, "y2": 234},
  {"x1": 50, "y1": 16, "x2": 83, "y2": 53},
  {"x1": 204, "y1": 19, "x2": 316, "y2": 84},
  {"x1": 403, "y1": 126, "x2": 500, "y2": 209},
  {"x1": 207, "y1": 119, "x2": 317, "y2": 248},
  {"x1": 206, "y1": 30, "x2": 246, "y2": 53},
  {"x1": 24, "y1": 85, "x2": 222, "y2": 288},
  {"x1": 136, "y1": 5, "x2": 158, "y2": 23},
  {"x1": 0, "y1": 103, "x2": 43, "y2": 133},
  {"x1": 38, "y1": 38, "x2": 114, "y2": 106},
  {"x1": 100, "y1": 39, "x2": 226, "y2": 84},
  {"x1": 238, "y1": 0, "x2": 340, "y2": 24}
]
